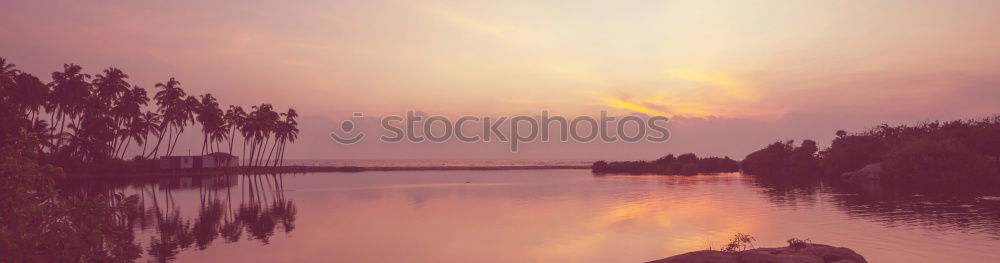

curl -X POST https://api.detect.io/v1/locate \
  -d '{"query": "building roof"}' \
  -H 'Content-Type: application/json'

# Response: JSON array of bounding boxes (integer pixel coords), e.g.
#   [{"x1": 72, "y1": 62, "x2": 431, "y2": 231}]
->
[
  {"x1": 160, "y1": 152, "x2": 237, "y2": 158},
  {"x1": 205, "y1": 152, "x2": 237, "y2": 157}
]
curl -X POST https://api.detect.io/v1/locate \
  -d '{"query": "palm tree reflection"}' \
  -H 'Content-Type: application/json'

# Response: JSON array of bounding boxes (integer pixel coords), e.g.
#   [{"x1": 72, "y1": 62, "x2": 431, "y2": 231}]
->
[{"x1": 74, "y1": 173, "x2": 297, "y2": 262}]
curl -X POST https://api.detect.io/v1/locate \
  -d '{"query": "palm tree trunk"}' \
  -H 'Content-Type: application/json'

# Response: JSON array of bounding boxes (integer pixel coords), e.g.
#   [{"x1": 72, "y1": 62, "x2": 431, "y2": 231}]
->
[
  {"x1": 239, "y1": 136, "x2": 248, "y2": 166},
  {"x1": 257, "y1": 137, "x2": 267, "y2": 167},
  {"x1": 228, "y1": 128, "x2": 237, "y2": 156},
  {"x1": 142, "y1": 133, "x2": 150, "y2": 158},
  {"x1": 147, "y1": 126, "x2": 167, "y2": 159},
  {"x1": 265, "y1": 139, "x2": 279, "y2": 167},
  {"x1": 165, "y1": 125, "x2": 174, "y2": 156},
  {"x1": 248, "y1": 137, "x2": 257, "y2": 168},
  {"x1": 54, "y1": 113, "x2": 67, "y2": 149},
  {"x1": 168, "y1": 127, "x2": 183, "y2": 156},
  {"x1": 276, "y1": 141, "x2": 286, "y2": 167},
  {"x1": 272, "y1": 141, "x2": 285, "y2": 167},
  {"x1": 271, "y1": 141, "x2": 280, "y2": 167},
  {"x1": 280, "y1": 142, "x2": 287, "y2": 167},
  {"x1": 202, "y1": 132, "x2": 208, "y2": 155},
  {"x1": 120, "y1": 138, "x2": 132, "y2": 159},
  {"x1": 48, "y1": 109, "x2": 60, "y2": 144},
  {"x1": 257, "y1": 137, "x2": 270, "y2": 167},
  {"x1": 111, "y1": 119, "x2": 125, "y2": 154}
]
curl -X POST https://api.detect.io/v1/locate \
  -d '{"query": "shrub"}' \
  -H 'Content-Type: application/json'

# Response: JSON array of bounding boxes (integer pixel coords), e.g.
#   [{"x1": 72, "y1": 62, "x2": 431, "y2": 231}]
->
[
  {"x1": 881, "y1": 137, "x2": 998, "y2": 192},
  {"x1": 591, "y1": 153, "x2": 739, "y2": 175},
  {"x1": 787, "y1": 237, "x2": 811, "y2": 250},
  {"x1": 823, "y1": 135, "x2": 887, "y2": 176},
  {"x1": 742, "y1": 140, "x2": 821, "y2": 177},
  {"x1": 721, "y1": 233, "x2": 756, "y2": 253}
]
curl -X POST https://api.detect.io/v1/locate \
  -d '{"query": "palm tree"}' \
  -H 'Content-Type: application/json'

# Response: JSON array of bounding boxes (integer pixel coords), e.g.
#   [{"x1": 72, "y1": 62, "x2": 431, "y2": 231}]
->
[
  {"x1": 154, "y1": 78, "x2": 197, "y2": 156},
  {"x1": 93, "y1": 67, "x2": 130, "y2": 105},
  {"x1": 242, "y1": 104, "x2": 278, "y2": 168},
  {"x1": 119, "y1": 109, "x2": 152, "y2": 160},
  {"x1": 139, "y1": 111, "x2": 163, "y2": 159},
  {"x1": 64, "y1": 94, "x2": 116, "y2": 162},
  {"x1": 1, "y1": 58, "x2": 305, "y2": 166},
  {"x1": 112, "y1": 85, "x2": 149, "y2": 155},
  {"x1": 10, "y1": 73, "x2": 49, "y2": 123},
  {"x1": 171, "y1": 96, "x2": 199, "y2": 155},
  {"x1": 0, "y1": 57, "x2": 19, "y2": 90},
  {"x1": 209, "y1": 121, "x2": 229, "y2": 155},
  {"x1": 48, "y1": 64, "x2": 92, "y2": 150},
  {"x1": 224, "y1": 105, "x2": 247, "y2": 161},
  {"x1": 195, "y1": 94, "x2": 224, "y2": 154},
  {"x1": 242, "y1": 106, "x2": 261, "y2": 167},
  {"x1": 145, "y1": 119, "x2": 169, "y2": 159},
  {"x1": 271, "y1": 109, "x2": 298, "y2": 167},
  {"x1": 152, "y1": 78, "x2": 181, "y2": 157}
]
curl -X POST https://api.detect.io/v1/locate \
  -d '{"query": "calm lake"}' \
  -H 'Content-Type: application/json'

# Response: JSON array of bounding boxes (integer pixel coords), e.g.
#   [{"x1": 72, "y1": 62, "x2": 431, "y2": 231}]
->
[{"x1": 66, "y1": 170, "x2": 1000, "y2": 262}]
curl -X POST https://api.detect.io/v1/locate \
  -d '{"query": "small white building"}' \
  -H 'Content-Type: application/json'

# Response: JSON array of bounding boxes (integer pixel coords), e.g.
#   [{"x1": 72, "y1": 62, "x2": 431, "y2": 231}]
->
[{"x1": 160, "y1": 152, "x2": 239, "y2": 169}]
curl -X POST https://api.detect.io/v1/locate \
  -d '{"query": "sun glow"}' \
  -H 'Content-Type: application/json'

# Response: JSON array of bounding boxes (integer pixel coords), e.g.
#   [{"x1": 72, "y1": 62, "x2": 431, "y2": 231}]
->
[{"x1": 600, "y1": 70, "x2": 760, "y2": 118}]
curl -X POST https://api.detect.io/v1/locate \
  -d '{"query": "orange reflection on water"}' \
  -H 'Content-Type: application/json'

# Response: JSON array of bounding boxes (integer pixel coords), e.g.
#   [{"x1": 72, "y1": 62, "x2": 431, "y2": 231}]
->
[{"x1": 117, "y1": 170, "x2": 1000, "y2": 263}]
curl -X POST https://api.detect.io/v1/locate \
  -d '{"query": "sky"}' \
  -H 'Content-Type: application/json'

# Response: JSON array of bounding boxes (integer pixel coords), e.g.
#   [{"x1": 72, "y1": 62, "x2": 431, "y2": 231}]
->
[{"x1": 2, "y1": 0, "x2": 999, "y2": 160}]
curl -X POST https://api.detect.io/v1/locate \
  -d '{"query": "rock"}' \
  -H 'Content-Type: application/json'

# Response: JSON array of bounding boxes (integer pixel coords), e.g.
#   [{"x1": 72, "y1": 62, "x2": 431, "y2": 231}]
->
[
  {"x1": 840, "y1": 163, "x2": 881, "y2": 183},
  {"x1": 648, "y1": 244, "x2": 867, "y2": 263}
]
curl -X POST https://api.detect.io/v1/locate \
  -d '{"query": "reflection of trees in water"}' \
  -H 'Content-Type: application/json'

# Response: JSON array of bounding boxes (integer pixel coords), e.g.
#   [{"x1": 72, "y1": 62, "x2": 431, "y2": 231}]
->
[
  {"x1": 824, "y1": 182, "x2": 1000, "y2": 239},
  {"x1": 595, "y1": 173, "x2": 1000, "y2": 239},
  {"x1": 749, "y1": 176, "x2": 1000, "y2": 239},
  {"x1": 61, "y1": 173, "x2": 297, "y2": 262},
  {"x1": 747, "y1": 175, "x2": 822, "y2": 209}
]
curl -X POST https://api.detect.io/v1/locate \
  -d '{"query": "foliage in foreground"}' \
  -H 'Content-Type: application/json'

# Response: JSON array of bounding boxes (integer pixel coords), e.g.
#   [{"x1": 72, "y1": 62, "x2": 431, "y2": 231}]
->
[
  {"x1": 0, "y1": 131, "x2": 141, "y2": 262},
  {"x1": 721, "y1": 232, "x2": 756, "y2": 253}
]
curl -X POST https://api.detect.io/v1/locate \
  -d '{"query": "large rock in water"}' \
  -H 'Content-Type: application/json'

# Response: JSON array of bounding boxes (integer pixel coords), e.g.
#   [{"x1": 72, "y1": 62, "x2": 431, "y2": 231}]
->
[
  {"x1": 840, "y1": 163, "x2": 881, "y2": 183},
  {"x1": 648, "y1": 244, "x2": 867, "y2": 263}
]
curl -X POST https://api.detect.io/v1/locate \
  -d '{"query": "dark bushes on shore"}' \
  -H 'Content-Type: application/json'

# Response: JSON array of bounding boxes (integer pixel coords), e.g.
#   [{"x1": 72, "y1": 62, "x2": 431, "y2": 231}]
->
[
  {"x1": 743, "y1": 115, "x2": 1000, "y2": 193},
  {"x1": 741, "y1": 140, "x2": 821, "y2": 177},
  {"x1": 592, "y1": 153, "x2": 739, "y2": 175},
  {"x1": 880, "y1": 137, "x2": 998, "y2": 192}
]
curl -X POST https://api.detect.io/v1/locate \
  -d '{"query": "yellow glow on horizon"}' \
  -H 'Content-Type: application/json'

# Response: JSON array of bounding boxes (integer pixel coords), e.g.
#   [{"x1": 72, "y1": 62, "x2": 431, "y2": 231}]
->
[
  {"x1": 600, "y1": 69, "x2": 764, "y2": 118},
  {"x1": 666, "y1": 70, "x2": 757, "y2": 101},
  {"x1": 605, "y1": 98, "x2": 672, "y2": 117}
]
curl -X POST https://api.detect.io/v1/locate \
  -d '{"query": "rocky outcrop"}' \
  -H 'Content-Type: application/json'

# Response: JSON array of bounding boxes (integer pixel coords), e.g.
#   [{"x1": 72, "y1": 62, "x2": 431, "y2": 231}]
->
[
  {"x1": 840, "y1": 163, "x2": 881, "y2": 183},
  {"x1": 648, "y1": 244, "x2": 867, "y2": 263}
]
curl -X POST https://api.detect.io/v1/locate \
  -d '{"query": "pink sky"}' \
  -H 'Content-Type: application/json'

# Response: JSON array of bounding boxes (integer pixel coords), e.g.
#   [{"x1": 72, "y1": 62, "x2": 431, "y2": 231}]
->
[{"x1": 2, "y1": 0, "x2": 999, "y2": 160}]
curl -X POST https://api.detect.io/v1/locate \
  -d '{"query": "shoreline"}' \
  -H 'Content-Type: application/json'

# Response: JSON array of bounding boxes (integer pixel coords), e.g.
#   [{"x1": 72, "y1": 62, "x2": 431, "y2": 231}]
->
[
  {"x1": 649, "y1": 243, "x2": 867, "y2": 263},
  {"x1": 66, "y1": 165, "x2": 592, "y2": 178}
]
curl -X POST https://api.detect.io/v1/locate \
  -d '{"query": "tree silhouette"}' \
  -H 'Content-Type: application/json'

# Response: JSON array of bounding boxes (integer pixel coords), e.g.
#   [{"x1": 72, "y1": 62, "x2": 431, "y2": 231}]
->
[
  {"x1": 592, "y1": 152, "x2": 739, "y2": 175},
  {"x1": 48, "y1": 64, "x2": 92, "y2": 150},
  {"x1": 225, "y1": 105, "x2": 248, "y2": 166},
  {"x1": 10, "y1": 73, "x2": 48, "y2": 124},
  {"x1": 195, "y1": 93, "x2": 224, "y2": 154},
  {"x1": 1, "y1": 56, "x2": 301, "y2": 170},
  {"x1": 272, "y1": 109, "x2": 299, "y2": 167}
]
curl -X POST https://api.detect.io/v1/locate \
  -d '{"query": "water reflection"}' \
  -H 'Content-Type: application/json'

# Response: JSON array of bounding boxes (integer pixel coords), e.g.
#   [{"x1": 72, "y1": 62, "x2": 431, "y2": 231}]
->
[
  {"x1": 55, "y1": 171, "x2": 1000, "y2": 262},
  {"x1": 62, "y1": 174, "x2": 296, "y2": 262},
  {"x1": 743, "y1": 175, "x2": 1000, "y2": 239}
]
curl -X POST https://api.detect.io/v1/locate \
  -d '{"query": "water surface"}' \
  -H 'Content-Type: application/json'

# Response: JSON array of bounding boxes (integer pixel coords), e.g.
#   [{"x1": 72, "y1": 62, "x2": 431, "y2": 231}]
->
[{"x1": 71, "y1": 170, "x2": 1000, "y2": 262}]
